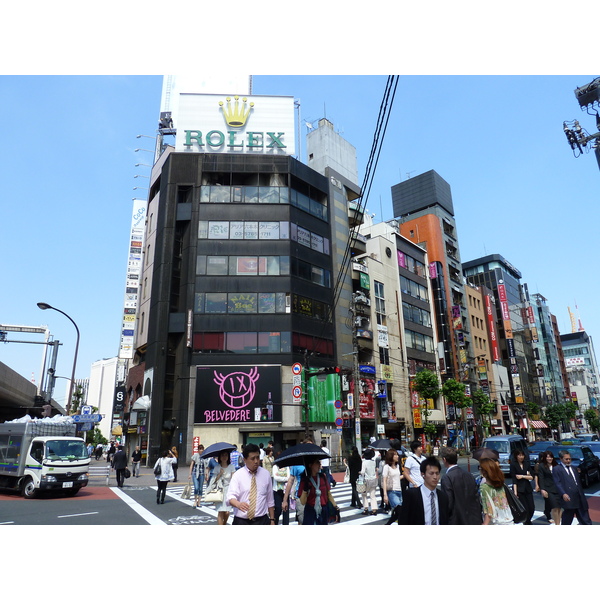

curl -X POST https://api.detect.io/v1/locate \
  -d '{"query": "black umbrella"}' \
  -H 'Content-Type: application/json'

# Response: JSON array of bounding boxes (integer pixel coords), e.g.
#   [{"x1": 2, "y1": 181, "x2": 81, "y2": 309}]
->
[
  {"x1": 369, "y1": 439, "x2": 392, "y2": 450},
  {"x1": 273, "y1": 443, "x2": 330, "y2": 467},
  {"x1": 200, "y1": 442, "x2": 236, "y2": 459},
  {"x1": 472, "y1": 447, "x2": 500, "y2": 461}
]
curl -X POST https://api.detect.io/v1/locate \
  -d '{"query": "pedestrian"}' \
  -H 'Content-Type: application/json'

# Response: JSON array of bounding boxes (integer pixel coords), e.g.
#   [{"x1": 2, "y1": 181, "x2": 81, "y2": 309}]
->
[
  {"x1": 403, "y1": 440, "x2": 426, "y2": 488},
  {"x1": 297, "y1": 457, "x2": 339, "y2": 525},
  {"x1": 87, "y1": 443, "x2": 93, "y2": 458},
  {"x1": 170, "y1": 446, "x2": 179, "y2": 482},
  {"x1": 440, "y1": 446, "x2": 482, "y2": 525},
  {"x1": 154, "y1": 449, "x2": 176, "y2": 504},
  {"x1": 209, "y1": 449, "x2": 236, "y2": 525},
  {"x1": 272, "y1": 455, "x2": 290, "y2": 525},
  {"x1": 320, "y1": 440, "x2": 334, "y2": 487},
  {"x1": 230, "y1": 444, "x2": 243, "y2": 470},
  {"x1": 376, "y1": 449, "x2": 388, "y2": 512},
  {"x1": 205, "y1": 455, "x2": 219, "y2": 490},
  {"x1": 281, "y1": 436, "x2": 315, "y2": 524},
  {"x1": 188, "y1": 444, "x2": 205, "y2": 508},
  {"x1": 263, "y1": 446, "x2": 275, "y2": 477},
  {"x1": 112, "y1": 445, "x2": 128, "y2": 488},
  {"x1": 478, "y1": 458, "x2": 514, "y2": 525},
  {"x1": 131, "y1": 445, "x2": 142, "y2": 477},
  {"x1": 259, "y1": 443, "x2": 265, "y2": 466},
  {"x1": 535, "y1": 450, "x2": 562, "y2": 525},
  {"x1": 552, "y1": 449, "x2": 593, "y2": 525},
  {"x1": 360, "y1": 447, "x2": 378, "y2": 516},
  {"x1": 382, "y1": 448, "x2": 404, "y2": 523},
  {"x1": 107, "y1": 441, "x2": 116, "y2": 466},
  {"x1": 398, "y1": 456, "x2": 449, "y2": 525},
  {"x1": 509, "y1": 449, "x2": 535, "y2": 525},
  {"x1": 95, "y1": 443, "x2": 103, "y2": 460},
  {"x1": 345, "y1": 446, "x2": 362, "y2": 508},
  {"x1": 226, "y1": 443, "x2": 275, "y2": 525}
]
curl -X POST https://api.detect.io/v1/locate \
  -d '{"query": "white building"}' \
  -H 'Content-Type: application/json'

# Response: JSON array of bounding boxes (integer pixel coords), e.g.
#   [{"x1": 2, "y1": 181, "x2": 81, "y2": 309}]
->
[{"x1": 87, "y1": 357, "x2": 118, "y2": 441}]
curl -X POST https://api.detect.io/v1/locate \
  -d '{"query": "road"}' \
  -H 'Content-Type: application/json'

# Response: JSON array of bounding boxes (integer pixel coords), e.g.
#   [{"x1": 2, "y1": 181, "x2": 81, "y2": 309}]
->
[{"x1": 2, "y1": 461, "x2": 600, "y2": 525}]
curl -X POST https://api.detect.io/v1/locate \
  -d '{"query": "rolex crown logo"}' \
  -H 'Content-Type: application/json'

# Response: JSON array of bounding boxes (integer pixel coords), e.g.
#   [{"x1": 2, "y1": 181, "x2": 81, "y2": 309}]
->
[{"x1": 219, "y1": 95, "x2": 254, "y2": 128}]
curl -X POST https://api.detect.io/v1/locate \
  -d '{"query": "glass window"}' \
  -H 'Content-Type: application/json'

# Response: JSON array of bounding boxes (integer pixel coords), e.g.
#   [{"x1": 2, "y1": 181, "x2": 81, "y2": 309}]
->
[
  {"x1": 200, "y1": 187, "x2": 210, "y2": 203},
  {"x1": 259, "y1": 222, "x2": 280, "y2": 239},
  {"x1": 258, "y1": 293, "x2": 276, "y2": 313},
  {"x1": 198, "y1": 221, "x2": 208, "y2": 239},
  {"x1": 231, "y1": 256, "x2": 258, "y2": 276},
  {"x1": 265, "y1": 256, "x2": 280, "y2": 275},
  {"x1": 258, "y1": 332, "x2": 281, "y2": 353},
  {"x1": 196, "y1": 255, "x2": 206, "y2": 275},
  {"x1": 279, "y1": 187, "x2": 289, "y2": 204},
  {"x1": 226, "y1": 332, "x2": 257, "y2": 353},
  {"x1": 276, "y1": 292, "x2": 288, "y2": 313},
  {"x1": 228, "y1": 293, "x2": 257, "y2": 313},
  {"x1": 205, "y1": 293, "x2": 227, "y2": 313},
  {"x1": 194, "y1": 293, "x2": 205, "y2": 313},
  {"x1": 244, "y1": 186, "x2": 259, "y2": 203},
  {"x1": 244, "y1": 222, "x2": 258, "y2": 239},
  {"x1": 232, "y1": 186, "x2": 243, "y2": 203},
  {"x1": 279, "y1": 221, "x2": 290, "y2": 239},
  {"x1": 208, "y1": 221, "x2": 229, "y2": 239},
  {"x1": 199, "y1": 332, "x2": 225, "y2": 352},
  {"x1": 259, "y1": 187, "x2": 280, "y2": 203},
  {"x1": 206, "y1": 256, "x2": 228, "y2": 275},
  {"x1": 280, "y1": 255, "x2": 290, "y2": 275},
  {"x1": 211, "y1": 185, "x2": 231, "y2": 203},
  {"x1": 297, "y1": 192, "x2": 310, "y2": 213},
  {"x1": 229, "y1": 221, "x2": 244, "y2": 239}
]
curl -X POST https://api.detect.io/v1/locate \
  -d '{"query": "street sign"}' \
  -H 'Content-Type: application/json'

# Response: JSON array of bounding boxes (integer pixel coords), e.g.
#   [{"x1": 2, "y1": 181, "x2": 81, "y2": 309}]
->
[
  {"x1": 292, "y1": 386, "x2": 302, "y2": 401},
  {"x1": 81, "y1": 405, "x2": 93, "y2": 416},
  {"x1": 335, "y1": 417, "x2": 343, "y2": 427},
  {"x1": 347, "y1": 393, "x2": 354, "y2": 410},
  {"x1": 292, "y1": 374, "x2": 302, "y2": 388},
  {"x1": 334, "y1": 400, "x2": 342, "y2": 409},
  {"x1": 71, "y1": 414, "x2": 102, "y2": 423},
  {"x1": 292, "y1": 362, "x2": 302, "y2": 375}
]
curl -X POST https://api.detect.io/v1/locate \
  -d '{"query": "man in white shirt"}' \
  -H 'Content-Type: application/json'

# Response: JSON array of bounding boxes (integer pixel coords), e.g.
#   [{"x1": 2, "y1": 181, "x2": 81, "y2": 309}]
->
[{"x1": 403, "y1": 440, "x2": 426, "y2": 487}]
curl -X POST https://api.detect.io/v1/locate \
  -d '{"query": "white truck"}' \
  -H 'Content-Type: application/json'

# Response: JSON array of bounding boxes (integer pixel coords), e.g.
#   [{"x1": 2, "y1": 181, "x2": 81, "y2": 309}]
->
[{"x1": 0, "y1": 419, "x2": 89, "y2": 498}]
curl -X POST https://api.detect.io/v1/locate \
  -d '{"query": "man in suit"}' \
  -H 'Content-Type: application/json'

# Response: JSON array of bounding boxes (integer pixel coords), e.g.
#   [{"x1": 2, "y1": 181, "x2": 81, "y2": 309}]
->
[
  {"x1": 553, "y1": 449, "x2": 593, "y2": 525},
  {"x1": 440, "y1": 447, "x2": 482, "y2": 524},
  {"x1": 399, "y1": 456, "x2": 449, "y2": 525}
]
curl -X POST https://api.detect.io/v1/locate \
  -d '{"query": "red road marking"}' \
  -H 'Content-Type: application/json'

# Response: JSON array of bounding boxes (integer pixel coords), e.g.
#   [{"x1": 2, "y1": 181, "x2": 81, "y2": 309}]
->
[{"x1": 0, "y1": 487, "x2": 119, "y2": 502}]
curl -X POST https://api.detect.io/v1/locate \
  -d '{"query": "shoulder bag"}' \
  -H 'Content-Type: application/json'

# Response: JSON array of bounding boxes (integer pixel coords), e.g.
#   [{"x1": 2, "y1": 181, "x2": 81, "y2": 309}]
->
[
  {"x1": 203, "y1": 469, "x2": 224, "y2": 503},
  {"x1": 503, "y1": 484, "x2": 527, "y2": 524},
  {"x1": 153, "y1": 459, "x2": 162, "y2": 477},
  {"x1": 356, "y1": 474, "x2": 366, "y2": 494}
]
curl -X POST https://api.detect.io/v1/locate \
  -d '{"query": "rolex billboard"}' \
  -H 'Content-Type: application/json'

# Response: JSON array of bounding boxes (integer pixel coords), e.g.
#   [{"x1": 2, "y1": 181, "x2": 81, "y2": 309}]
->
[{"x1": 175, "y1": 93, "x2": 295, "y2": 156}]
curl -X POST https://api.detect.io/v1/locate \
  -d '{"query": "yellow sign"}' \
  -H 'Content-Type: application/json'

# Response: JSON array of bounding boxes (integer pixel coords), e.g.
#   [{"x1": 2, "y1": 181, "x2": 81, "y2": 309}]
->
[
  {"x1": 515, "y1": 396, "x2": 524, "y2": 403},
  {"x1": 413, "y1": 409, "x2": 422, "y2": 428},
  {"x1": 381, "y1": 365, "x2": 394, "y2": 382}
]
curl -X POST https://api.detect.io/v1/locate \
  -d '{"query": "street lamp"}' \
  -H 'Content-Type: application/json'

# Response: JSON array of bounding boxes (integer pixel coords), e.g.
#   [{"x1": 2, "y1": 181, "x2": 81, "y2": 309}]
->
[
  {"x1": 135, "y1": 148, "x2": 153, "y2": 154},
  {"x1": 135, "y1": 163, "x2": 151, "y2": 168},
  {"x1": 37, "y1": 302, "x2": 79, "y2": 414}
]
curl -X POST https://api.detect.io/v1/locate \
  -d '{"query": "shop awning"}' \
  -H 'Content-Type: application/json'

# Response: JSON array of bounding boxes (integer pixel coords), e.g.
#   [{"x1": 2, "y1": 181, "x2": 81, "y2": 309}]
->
[
  {"x1": 529, "y1": 420, "x2": 549, "y2": 429},
  {"x1": 132, "y1": 395, "x2": 151, "y2": 410}
]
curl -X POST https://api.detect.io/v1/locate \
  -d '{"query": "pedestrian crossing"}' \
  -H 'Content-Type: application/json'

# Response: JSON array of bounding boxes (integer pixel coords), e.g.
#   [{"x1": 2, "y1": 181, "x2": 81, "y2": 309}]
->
[{"x1": 162, "y1": 481, "x2": 392, "y2": 525}]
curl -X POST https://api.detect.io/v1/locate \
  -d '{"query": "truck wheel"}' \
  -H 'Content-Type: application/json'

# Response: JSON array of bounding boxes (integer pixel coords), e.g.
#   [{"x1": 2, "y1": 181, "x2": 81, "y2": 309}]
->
[{"x1": 22, "y1": 477, "x2": 38, "y2": 499}]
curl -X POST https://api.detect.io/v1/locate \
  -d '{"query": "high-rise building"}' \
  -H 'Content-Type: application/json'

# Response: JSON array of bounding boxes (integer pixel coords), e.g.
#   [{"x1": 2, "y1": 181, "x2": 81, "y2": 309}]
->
[{"x1": 125, "y1": 91, "x2": 362, "y2": 464}]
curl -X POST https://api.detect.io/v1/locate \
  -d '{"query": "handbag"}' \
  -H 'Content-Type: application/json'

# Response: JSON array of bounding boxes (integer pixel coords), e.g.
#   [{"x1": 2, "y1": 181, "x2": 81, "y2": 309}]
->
[
  {"x1": 326, "y1": 499, "x2": 341, "y2": 524},
  {"x1": 504, "y1": 484, "x2": 527, "y2": 524},
  {"x1": 124, "y1": 467, "x2": 131, "y2": 479},
  {"x1": 153, "y1": 460, "x2": 162, "y2": 477},
  {"x1": 356, "y1": 475, "x2": 366, "y2": 494},
  {"x1": 181, "y1": 482, "x2": 192, "y2": 500},
  {"x1": 203, "y1": 471, "x2": 224, "y2": 503},
  {"x1": 343, "y1": 466, "x2": 350, "y2": 484}
]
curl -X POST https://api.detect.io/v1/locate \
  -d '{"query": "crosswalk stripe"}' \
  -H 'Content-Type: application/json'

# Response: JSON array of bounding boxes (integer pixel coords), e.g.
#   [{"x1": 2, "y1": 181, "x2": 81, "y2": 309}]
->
[{"x1": 164, "y1": 481, "x2": 391, "y2": 524}]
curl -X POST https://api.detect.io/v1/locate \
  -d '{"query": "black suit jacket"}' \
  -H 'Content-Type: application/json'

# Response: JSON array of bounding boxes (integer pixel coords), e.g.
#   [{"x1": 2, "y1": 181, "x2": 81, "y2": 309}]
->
[
  {"x1": 399, "y1": 486, "x2": 449, "y2": 525},
  {"x1": 553, "y1": 462, "x2": 588, "y2": 510},
  {"x1": 441, "y1": 465, "x2": 482, "y2": 525}
]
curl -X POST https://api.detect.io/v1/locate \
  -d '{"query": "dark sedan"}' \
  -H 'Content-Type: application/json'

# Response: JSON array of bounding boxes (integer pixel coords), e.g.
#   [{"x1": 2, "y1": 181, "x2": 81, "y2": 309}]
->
[{"x1": 527, "y1": 441, "x2": 558, "y2": 464}]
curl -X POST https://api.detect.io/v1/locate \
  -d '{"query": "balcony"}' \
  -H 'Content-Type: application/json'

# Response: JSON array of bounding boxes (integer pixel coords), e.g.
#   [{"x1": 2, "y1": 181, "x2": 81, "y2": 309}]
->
[{"x1": 348, "y1": 201, "x2": 365, "y2": 228}]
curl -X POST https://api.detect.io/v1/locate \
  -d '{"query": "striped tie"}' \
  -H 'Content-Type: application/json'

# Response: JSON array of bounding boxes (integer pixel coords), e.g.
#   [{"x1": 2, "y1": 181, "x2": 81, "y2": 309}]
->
[
  {"x1": 430, "y1": 491, "x2": 437, "y2": 525},
  {"x1": 247, "y1": 473, "x2": 257, "y2": 520}
]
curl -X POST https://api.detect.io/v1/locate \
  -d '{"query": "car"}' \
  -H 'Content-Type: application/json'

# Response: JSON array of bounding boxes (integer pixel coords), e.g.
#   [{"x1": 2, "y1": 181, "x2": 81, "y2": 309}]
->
[
  {"x1": 482, "y1": 435, "x2": 529, "y2": 474},
  {"x1": 576, "y1": 433, "x2": 599, "y2": 443},
  {"x1": 553, "y1": 444, "x2": 600, "y2": 488},
  {"x1": 583, "y1": 441, "x2": 600, "y2": 461},
  {"x1": 527, "y1": 440, "x2": 559, "y2": 464}
]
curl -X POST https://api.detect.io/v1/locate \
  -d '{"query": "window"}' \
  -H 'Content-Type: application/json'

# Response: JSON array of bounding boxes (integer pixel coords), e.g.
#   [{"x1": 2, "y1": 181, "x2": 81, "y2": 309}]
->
[
  {"x1": 374, "y1": 281, "x2": 386, "y2": 326},
  {"x1": 226, "y1": 332, "x2": 257, "y2": 353}
]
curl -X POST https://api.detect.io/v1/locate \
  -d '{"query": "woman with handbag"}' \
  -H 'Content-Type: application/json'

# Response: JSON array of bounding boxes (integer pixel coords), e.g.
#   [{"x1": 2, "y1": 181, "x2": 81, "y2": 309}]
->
[
  {"x1": 154, "y1": 449, "x2": 177, "y2": 504},
  {"x1": 478, "y1": 458, "x2": 514, "y2": 525},
  {"x1": 345, "y1": 447, "x2": 362, "y2": 508},
  {"x1": 188, "y1": 444, "x2": 205, "y2": 508},
  {"x1": 382, "y1": 448, "x2": 404, "y2": 512},
  {"x1": 205, "y1": 449, "x2": 236, "y2": 525},
  {"x1": 509, "y1": 449, "x2": 535, "y2": 525},
  {"x1": 297, "y1": 457, "x2": 339, "y2": 525},
  {"x1": 360, "y1": 448, "x2": 379, "y2": 516}
]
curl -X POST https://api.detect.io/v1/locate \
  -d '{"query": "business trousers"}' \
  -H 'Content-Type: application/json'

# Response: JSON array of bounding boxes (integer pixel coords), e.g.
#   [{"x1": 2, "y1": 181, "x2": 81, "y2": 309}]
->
[
  {"x1": 232, "y1": 514, "x2": 270, "y2": 525},
  {"x1": 562, "y1": 506, "x2": 592, "y2": 525}
]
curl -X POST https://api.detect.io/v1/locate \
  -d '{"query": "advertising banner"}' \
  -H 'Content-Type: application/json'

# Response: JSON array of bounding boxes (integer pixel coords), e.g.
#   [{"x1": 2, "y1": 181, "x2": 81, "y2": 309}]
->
[{"x1": 194, "y1": 365, "x2": 281, "y2": 424}]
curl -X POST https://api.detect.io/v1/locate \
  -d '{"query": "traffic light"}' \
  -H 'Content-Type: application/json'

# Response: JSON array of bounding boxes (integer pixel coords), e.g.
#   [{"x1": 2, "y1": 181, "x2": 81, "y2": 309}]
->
[
  {"x1": 315, "y1": 366, "x2": 341, "y2": 375},
  {"x1": 260, "y1": 405, "x2": 269, "y2": 421}
]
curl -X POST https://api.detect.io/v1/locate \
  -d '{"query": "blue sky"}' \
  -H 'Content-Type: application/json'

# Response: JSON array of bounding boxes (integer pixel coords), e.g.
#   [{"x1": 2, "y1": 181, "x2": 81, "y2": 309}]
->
[{"x1": 2, "y1": 74, "x2": 599, "y2": 405}]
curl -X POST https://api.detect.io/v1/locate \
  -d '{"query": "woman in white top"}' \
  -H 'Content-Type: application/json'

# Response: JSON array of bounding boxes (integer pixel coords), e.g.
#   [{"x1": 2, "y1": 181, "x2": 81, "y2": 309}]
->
[
  {"x1": 272, "y1": 462, "x2": 291, "y2": 525},
  {"x1": 210, "y1": 450, "x2": 237, "y2": 525},
  {"x1": 154, "y1": 449, "x2": 177, "y2": 504},
  {"x1": 382, "y1": 448, "x2": 404, "y2": 509},
  {"x1": 360, "y1": 448, "x2": 379, "y2": 516}
]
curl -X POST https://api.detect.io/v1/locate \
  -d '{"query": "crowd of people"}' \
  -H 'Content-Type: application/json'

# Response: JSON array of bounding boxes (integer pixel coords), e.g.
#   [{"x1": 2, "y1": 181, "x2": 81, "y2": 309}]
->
[{"x1": 97, "y1": 435, "x2": 593, "y2": 525}]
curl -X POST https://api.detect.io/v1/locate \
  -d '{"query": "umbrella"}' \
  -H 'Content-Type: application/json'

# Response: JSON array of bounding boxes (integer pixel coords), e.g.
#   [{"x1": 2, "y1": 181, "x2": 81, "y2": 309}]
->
[
  {"x1": 200, "y1": 442, "x2": 236, "y2": 459},
  {"x1": 272, "y1": 443, "x2": 330, "y2": 467},
  {"x1": 472, "y1": 447, "x2": 500, "y2": 461},
  {"x1": 368, "y1": 439, "x2": 392, "y2": 450}
]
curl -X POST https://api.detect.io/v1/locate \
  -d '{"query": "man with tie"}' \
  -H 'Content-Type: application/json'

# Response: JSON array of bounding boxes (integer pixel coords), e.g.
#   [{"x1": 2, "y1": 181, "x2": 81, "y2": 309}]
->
[
  {"x1": 552, "y1": 450, "x2": 593, "y2": 525},
  {"x1": 399, "y1": 456, "x2": 449, "y2": 525},
  {"x1": 226, "y1": 443, "x2": 275, "y2": 525}
]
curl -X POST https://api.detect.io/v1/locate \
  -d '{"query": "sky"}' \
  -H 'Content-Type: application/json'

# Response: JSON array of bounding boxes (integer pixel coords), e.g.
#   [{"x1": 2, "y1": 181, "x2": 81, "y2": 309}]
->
[{"x1": 2, "y1": 74, "x2": 599, "y2": 405}]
